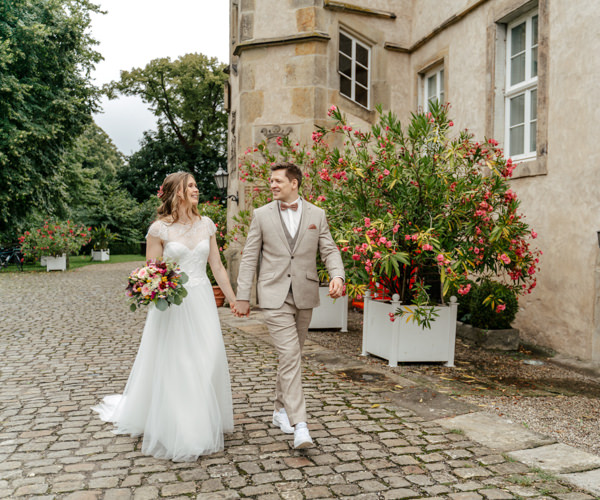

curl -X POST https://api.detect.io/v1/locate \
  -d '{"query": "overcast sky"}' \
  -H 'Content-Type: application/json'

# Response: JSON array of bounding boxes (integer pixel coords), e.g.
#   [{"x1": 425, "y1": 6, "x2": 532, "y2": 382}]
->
[{"x1": 90, "y1": 1, "x2": 229, "y2": 155}]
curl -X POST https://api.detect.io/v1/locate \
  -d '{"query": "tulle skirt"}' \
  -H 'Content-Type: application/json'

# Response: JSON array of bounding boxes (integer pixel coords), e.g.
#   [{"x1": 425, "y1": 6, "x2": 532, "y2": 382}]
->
[{"x1": 92, "y1": 283, "x2": 233, "y2": 462}]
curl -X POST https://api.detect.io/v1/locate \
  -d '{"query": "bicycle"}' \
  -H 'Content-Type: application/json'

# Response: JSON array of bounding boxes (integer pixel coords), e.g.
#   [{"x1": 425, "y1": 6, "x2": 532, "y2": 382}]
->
[{"x1": 0, "y1": 246, "x2": 24, "y2": 271}]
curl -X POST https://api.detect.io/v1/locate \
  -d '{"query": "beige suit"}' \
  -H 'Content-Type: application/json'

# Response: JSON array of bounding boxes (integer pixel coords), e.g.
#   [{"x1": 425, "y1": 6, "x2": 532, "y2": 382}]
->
[{"x1": 237, "y1": 199, "x2": 344, "y2": 425}]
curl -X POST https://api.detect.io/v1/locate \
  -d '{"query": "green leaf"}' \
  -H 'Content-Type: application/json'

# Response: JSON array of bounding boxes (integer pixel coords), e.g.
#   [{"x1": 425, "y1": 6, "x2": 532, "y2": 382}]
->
[
  {"x1": 129, "y1": 303, "x2": 137, "y2": 312},
  {"x1": 156, "y1": 298, "x2": 168, "y2": 311}
]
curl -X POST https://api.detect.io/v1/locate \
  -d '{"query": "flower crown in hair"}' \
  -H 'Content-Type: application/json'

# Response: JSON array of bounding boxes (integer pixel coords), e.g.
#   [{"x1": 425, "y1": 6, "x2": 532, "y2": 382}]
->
[{"x1": 157, "y1": 185, "x2": 164, "y2": 199}]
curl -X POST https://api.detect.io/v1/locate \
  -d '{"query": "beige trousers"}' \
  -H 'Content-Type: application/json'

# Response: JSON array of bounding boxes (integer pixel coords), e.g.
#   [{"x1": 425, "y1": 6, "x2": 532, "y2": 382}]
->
[{"x1": 262, "y1": 291, "x2": 313, "y2": 426}]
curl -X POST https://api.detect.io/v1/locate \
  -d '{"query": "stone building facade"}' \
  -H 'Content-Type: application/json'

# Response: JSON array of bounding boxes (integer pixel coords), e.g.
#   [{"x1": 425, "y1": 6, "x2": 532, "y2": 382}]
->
[{"x1": 226, "y1": 0, "x2": 600, "y2": 361}]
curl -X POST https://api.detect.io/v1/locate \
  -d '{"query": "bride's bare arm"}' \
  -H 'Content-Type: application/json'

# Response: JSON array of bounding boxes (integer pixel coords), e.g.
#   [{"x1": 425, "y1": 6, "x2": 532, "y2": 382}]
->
[
  {"x1": 146, "y1": 234, "x2": 163, "y2": 260},
  {"x1": 207, "y1": 235, "x2": 236, "y2": 306}
]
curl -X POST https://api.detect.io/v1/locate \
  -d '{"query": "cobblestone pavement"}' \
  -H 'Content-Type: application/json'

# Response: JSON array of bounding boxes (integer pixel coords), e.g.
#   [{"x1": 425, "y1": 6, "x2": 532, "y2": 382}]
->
[{"x1": 0, "y1": 263, "x2": 595, "y2": 499}]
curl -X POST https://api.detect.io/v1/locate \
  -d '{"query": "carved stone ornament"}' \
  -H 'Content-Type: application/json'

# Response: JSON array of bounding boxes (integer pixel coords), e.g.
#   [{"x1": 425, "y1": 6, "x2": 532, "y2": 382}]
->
[{"x1": 260, "y1": 125, "x2": 293, "y2": 140}]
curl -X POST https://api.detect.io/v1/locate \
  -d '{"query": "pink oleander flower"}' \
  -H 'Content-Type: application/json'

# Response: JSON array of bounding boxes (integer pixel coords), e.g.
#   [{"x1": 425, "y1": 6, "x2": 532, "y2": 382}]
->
[
  {"x1": 496, "y1": 304, "x2": 506, "y2": 313},
  {"x1": 499, "y1": 253, "x2": 511, "y2": 265}
]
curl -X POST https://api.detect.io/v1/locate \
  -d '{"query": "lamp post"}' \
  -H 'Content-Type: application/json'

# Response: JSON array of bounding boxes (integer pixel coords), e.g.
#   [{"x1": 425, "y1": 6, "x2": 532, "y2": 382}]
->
[{"x1": 213, "y1": 166, "x2": 239, "y2": 204}]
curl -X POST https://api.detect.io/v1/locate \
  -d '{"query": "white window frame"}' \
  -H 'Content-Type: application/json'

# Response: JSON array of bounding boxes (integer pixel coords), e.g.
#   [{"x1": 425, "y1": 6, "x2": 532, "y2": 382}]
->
[
  {"x1": 338, "y1": 30, "x2": 371, "y2": 109},
  {"x1": 423, "y1": 65, "x2": 445, "y2": 111},
  {"x1": 504, "y1": 10, "x2": 538, "y2": 161}
]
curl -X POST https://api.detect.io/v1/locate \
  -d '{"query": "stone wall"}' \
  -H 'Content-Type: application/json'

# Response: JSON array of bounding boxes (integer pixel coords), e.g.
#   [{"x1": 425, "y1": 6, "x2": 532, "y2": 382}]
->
[{"x1": 227, "y1": 0, "x2": 600, "y2": 360}]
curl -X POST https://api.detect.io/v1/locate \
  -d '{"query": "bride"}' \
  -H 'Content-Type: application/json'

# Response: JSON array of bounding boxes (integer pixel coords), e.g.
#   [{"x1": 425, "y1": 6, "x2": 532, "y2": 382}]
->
[{"x1": 92, "y1": 171, "x2": 236, "y2": 461}]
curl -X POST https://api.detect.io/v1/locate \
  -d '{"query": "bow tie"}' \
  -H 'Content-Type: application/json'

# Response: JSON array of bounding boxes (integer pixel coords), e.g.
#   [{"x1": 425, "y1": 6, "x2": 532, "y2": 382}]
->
[{"x1": 280, "y1": 202, "x2": 298, "y2": 211}]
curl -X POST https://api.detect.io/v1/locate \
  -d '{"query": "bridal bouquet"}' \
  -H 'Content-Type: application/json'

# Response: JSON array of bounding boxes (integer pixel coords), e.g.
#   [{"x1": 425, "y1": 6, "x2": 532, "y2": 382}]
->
[{"x1": 126, "y1": 259, "x2": 189, "y2": 312}]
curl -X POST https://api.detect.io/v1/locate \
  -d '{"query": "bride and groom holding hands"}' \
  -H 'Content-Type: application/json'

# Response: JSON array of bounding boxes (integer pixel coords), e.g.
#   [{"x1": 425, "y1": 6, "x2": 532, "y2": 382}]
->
[{"x1": 93, "y1": 162, "x2": 345, "y2": 460}]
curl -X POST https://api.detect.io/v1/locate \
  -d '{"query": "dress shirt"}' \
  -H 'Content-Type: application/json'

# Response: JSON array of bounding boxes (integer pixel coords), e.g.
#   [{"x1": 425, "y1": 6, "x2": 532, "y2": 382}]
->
[{"x1": 280, "y1": 197, "x2": 302, "y2": 238}]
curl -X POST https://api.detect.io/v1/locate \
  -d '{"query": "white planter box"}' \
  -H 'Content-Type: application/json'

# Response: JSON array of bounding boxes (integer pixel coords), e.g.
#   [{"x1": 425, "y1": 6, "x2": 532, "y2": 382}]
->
[
  {"x1": 91, "y1": 249, "x2": 110, "y2": 261},
  {"x1": 45, "y1": 254, "x2": 67, "y2": 272},
  {"x1": 362, "y1": 291, "x2": 458, "y2": 367},
  {"x1": 309, "y1": 286, "x2": 348, "y2": 332}
]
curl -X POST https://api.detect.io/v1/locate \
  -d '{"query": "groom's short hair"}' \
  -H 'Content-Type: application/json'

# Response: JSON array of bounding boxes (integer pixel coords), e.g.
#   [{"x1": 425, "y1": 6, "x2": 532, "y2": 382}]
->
[{"x1": 271, "y1": 162, "x2": 303, "y2": 189}]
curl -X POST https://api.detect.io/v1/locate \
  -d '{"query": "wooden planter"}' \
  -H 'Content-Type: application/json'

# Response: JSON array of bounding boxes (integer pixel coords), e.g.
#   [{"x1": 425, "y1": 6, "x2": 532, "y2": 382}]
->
[
  {"x1": 362, "y1": 291, "x2": 458, "y2": 367},
  {"x1": 309, "y1": 286, "x2": 348, "y2": 331},
  {"x1": 91, "y1": 249, "x2": 110, "y2": 261},
  {"x1": 44, "y1": 254, "x2": 67, "y2": 272}
]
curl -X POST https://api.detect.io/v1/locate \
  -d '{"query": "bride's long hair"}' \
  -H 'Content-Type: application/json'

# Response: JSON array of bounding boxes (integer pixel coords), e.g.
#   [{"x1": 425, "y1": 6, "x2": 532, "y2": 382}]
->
[{"x1": 156, "y1": 171, "x2": 200, "y2": 223}]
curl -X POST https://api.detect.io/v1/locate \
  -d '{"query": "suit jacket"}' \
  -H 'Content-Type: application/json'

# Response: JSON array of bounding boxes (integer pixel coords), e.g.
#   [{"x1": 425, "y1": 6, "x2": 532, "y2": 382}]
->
[{"x1": 237, "y1": 199, "x2": 345, "y2": 310}]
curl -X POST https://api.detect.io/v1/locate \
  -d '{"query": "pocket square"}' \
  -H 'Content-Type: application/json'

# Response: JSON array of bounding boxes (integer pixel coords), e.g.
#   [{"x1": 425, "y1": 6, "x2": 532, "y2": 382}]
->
[{"x1": 308, "y1": 224, "x2": 317, "y2": 230}]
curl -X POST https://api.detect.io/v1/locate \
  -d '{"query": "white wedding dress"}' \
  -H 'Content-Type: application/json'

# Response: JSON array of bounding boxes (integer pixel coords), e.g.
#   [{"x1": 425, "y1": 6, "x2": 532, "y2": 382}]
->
[{"x1": 92, "y1": 217, "x2": 233, "y2": 462}]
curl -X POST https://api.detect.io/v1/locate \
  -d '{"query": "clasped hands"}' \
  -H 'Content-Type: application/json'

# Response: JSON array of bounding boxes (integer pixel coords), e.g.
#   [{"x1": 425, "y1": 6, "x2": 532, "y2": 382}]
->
[{"x1": 231, "y1": 277, "x2": 344, "y2": 318}]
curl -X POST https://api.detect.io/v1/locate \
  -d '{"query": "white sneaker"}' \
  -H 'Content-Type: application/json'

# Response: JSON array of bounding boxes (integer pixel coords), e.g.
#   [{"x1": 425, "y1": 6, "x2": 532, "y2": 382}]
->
[
  {"x1": 293, "y1": 423, "x2": 314, "y2": 449},
  {"x1": 272, "y1": 409, "x2": 294, "y2": 434}
]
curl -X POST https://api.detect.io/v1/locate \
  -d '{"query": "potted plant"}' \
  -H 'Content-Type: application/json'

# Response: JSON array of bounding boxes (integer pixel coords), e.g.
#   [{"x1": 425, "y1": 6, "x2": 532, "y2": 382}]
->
[
  {"x1": 456, "y1": 280, "x2": 520, "y2": 350},
  {"x1": 198, "y1": 200, "x2": 228, "y2": 306},
  {"x1": 90, "y1": 225, "x2": 117, "y2": 261},
  {"x1": 310, "y1": 103, "x2": 540, "y2": 365},
  {"x1": 19, "y1": 220, "x2": 91, "y2": 271},
  {"x1": 234, "y1": 102, "x2": 541, "y2": 365}
]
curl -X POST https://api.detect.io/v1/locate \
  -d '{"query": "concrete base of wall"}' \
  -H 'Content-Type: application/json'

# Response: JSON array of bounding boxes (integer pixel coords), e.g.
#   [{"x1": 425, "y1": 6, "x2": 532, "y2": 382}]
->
[{"x1": 457, "y1": 321, "x2": 520, "y2": 351}]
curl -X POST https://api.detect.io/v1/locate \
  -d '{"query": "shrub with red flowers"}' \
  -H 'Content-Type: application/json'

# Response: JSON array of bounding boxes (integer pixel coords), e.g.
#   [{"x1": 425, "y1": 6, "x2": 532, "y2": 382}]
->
[
  {"x1": 232, "y1": 101, "x2": 541, "y2": 327},
  {"x1": 19, "y1": 220, "x2": 92, "y2": 260}
]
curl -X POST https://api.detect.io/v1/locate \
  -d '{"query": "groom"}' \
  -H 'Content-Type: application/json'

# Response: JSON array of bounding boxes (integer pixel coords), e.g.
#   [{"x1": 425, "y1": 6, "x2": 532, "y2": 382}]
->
[{"x1": 234, "y1": 162, "x2": 345, "y2": 449}]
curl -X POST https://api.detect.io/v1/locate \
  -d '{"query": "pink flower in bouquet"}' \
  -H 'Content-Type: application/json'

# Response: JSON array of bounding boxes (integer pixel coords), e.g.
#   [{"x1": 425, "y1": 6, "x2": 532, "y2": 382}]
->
[{"x1": 126, "y1": 259, "x2": 189, "y2": 312}]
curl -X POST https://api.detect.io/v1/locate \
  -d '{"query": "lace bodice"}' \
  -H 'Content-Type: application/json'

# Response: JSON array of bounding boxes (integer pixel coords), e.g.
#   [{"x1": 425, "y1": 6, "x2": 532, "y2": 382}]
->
[{"x1": 147, "y1": 217, "x2": 216, "y2": 288}]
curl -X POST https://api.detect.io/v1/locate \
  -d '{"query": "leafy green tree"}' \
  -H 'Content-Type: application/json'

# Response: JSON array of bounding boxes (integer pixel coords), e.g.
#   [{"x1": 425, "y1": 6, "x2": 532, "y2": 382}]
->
[
  {"x1": 0, "y1": 0, "x2": 102, "y2": 241},
  {"x1": 119, "y1": 128, "x2": 222, "y2": 203},
  {"x1": 61, "y1": 122, "x2": 153, "y2": 244},
  {"x1": 106, "y1": 53, "x2": 227, "y2": 202}
]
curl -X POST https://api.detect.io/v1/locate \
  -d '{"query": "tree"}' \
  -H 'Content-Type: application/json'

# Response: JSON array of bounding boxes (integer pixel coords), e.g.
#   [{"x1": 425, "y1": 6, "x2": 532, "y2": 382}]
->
[
  {"x1": 106, "y1": 53, "x2": 227, "y2": 201},
  {"x1": 119, "y1": 128, "x2": 222, "y2": 203},
  {"x1": 61, "y1": 122, "x2": 152, "y2": 244},
  {"x1": 0, "y1": 0, "x2": 102, "y2": 242}
]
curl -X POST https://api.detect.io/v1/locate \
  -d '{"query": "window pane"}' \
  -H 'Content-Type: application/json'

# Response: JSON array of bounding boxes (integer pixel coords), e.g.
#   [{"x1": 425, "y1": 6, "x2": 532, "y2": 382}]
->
[
  {"x1": 439, "y1": 90, "x2": 445, "y2": 105},
  {"x1": 531, "y1": 46, "x2": 538, "y2": 78},
  {"x1": 439, "y1": 70, "x2": 444, "y2": 94},
  {"x1": 532, "y1": 15, "x2": 538, "y2": 45},
  {"x1": 530, "y1": 121, "x2": 537, "y2": 152},
  {"x1": 356, "y1": 43, "x2": 369, "y2": 67},
  {"x1": 427, "y1": 75, "x2": 436, "y2": 100},
  {"x1": 510, "y1": 125, "x2": 525, "y2": 156},
  {"x1": 340, "y1": 75, "x2": 352, "y2": 98},
  {"x1": 510, "y1": 94, "x2": 525, "y2": 126},
  {"x1": 339, "y1": 54, "x2": 352, "y2": 78},
  {"x1": 355, "y1": 84, "x2": 368, "y2": 107},
  {"x1": 511, "y1": 53, "x2": 526, "y2": 85},
  {"x1": 511, "y1": 22, "x2": 526, "y2": 56},
  {"x1": 339, "y1": 33, "x2": 352, "y2": 57},
  {"x1": 355, "y1": 64, "x2": 368, "y2": 87},
  {"x1": 530, "y1": 89, "x2": 537, "y2": 120}
]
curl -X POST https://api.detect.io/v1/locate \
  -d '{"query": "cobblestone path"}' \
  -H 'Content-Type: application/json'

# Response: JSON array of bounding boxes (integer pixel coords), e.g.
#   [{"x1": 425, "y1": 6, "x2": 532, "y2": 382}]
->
[{"x1": 0, "y1": 264, "x2": 593, "y2": 499}]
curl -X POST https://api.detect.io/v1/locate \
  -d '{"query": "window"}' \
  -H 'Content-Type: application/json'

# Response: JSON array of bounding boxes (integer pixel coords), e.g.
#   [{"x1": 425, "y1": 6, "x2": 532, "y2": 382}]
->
[
  {"x1": 339, "y1": 31, "x2": 371, "y2": 109},
  {"x1": 505, "y1": 11, "x2": 538, "y2": 160},
  {"x1": 423, "y1": 66, "x2": 445, "y2": 111}
]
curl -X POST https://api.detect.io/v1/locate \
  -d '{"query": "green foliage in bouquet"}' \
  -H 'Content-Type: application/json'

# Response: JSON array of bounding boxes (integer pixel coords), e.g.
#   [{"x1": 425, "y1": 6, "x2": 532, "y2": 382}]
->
[{"x1": 126, "y1": 259, "x2": 189, "y2": 312}]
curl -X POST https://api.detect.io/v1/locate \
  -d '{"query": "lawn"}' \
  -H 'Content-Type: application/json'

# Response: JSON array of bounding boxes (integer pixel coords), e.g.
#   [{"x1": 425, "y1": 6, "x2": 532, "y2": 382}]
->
[{"x1": 1, "y1": 254, "x2": 145, "y2": 273}]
